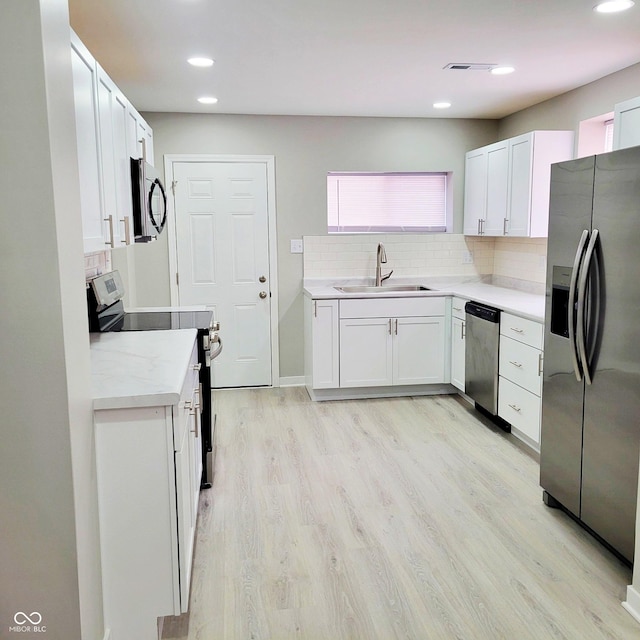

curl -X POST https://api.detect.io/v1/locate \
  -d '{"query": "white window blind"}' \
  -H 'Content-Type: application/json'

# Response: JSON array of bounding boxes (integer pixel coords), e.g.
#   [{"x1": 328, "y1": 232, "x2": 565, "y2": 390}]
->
[{"x1": 327, "y1": 172, "x2": 448, "y2": 233}]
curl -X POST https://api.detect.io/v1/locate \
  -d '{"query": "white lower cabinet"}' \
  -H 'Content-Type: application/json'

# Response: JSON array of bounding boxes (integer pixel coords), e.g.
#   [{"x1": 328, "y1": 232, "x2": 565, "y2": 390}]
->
[
  {"x1": 498, "y1": 312, "x2": 544, "y2": 449},
  {"x1": 339, "y1": 297, "x2": 446, "y2": 388},
  {"x1": 450, "y1": 297, "x2": 466, "y2": 391},
  {"x1": 94, "y1": 341, "x2": 201, "y2": 640},
  {"x1": 304, "y1": 297, "x2": 340, "y2": 389}
]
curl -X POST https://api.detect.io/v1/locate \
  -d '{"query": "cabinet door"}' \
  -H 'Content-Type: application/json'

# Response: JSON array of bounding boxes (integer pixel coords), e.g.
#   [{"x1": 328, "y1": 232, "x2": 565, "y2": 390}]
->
[
  {"x1": 507, "y1": 133, "x2": 533, "y2": 237},
  {"x1": 463, "y1": 148, "x2": 487, "y2": 235},
  {"x1": 484, "y1": 140, "x2": 509, "y2": 236},
  {"x1": 613, "y1": 95, "x2": 640, "y2": 151},
  {"x1": 174, "y1": 411, "x2": 195, "y2": 613},
  {"x1": 451, "y1": 315, "x2": 466, "y2": 391},
  {"x1": 70, "y1": 35, "x2": 105, "y2": 253},
  {"x1": 127, "y1": 105, "x2": 155, "y2": 165},
  {"x1": 97, "y1": 66, "x2": 134, "y2": 247},
  {"x1": 393, "y1": 316, "x2": 446, "y2": 385},
  {"x1": 340, "y1": 318, "x2": 393, "y2": 387},
  {"x1": 311, "y1": 299, "x2": 339, "y2": 389}
]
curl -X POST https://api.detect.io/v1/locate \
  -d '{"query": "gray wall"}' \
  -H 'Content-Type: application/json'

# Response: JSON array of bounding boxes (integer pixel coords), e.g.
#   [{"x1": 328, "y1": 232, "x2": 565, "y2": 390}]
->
[
  {"x1": 135, "y1": 114, "x2": 498, "y2": 377},
  {"x1": 498, "y1": 62, "x2": 640, "y2": 141},
  {"x1": 0, "y1": 1, "x2": 103, "y2": 638}
]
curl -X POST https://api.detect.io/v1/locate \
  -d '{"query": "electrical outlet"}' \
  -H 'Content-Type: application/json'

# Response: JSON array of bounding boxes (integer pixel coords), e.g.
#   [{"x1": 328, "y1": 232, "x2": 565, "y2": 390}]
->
[
  {"x1": 290, "y1": 239, "x2": 303, "y2": 254},
  {"x1": 462, "y1": 251, "x2": 474, "y2": 264}
]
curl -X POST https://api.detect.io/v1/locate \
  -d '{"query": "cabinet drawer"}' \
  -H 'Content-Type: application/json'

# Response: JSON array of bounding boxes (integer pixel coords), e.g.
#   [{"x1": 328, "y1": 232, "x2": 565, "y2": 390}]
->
[
  {"x1": 500, "y1": 312, "x2": 543, "y2": 349},
  {"x1": 339, "y1": 296, "x2": 445, "y2": 319},
  {"x1": 499, "y1": 336, "x2": 542, "y2": 396},
  {"x1": 451, "y1": 296, "x2": 467, "y2": 320},
  {"x1": 173, "y1": 341, "x2": 200, "y2": 450},
  {"x1": 498, "y1": 377, "x2": 541, "y2": 445}
]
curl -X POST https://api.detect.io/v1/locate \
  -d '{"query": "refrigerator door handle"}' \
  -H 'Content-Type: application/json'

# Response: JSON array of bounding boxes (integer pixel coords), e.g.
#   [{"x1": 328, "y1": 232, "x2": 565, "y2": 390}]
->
[
  {"x1": 577, "y1": 229, "x2": 600, "y2": 385},
  {"x1": 569, "y1": 229, "x2": 590, "y2": 382}
]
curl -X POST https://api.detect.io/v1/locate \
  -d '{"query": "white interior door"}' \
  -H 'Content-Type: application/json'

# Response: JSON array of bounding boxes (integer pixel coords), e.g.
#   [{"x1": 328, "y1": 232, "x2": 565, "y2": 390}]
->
[{"x1": 173, "y1": 161, "x2": 272, "y2": 388}]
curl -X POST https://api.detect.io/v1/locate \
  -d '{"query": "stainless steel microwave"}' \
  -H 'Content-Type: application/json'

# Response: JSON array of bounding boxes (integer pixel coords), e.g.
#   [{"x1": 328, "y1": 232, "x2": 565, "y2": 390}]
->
[{"x1": 130, "y1": 158, "x2": 167, "y2": 242}]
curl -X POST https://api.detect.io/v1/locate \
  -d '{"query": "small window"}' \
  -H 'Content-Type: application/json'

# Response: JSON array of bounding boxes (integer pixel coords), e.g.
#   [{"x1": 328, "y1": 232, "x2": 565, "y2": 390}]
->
[
  {"x1": 604, "y1": 119, "x2": 614, "y2": 152},
  {"x1": 327, "y1": 172, "x2": 448, "y2": 233}
]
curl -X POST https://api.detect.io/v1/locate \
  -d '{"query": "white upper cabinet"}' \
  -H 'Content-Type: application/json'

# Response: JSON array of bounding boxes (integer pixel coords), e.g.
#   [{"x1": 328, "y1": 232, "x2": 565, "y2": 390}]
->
[
  {"x1": 613, "y1": 96, "x2": 640, "y2": 151},
  {"x1": 484, "y1": 140, "x2": 509, "y2": 236},
  {"x1": 463, "y1": 149, "x2": 487, "y2": 235},
  {"x1": 96, "y1": 64, "x2": 133, "y2": 246},
  {"x1": 71, "y1": 30, "x2": 154, "y2": 253},
  {"x1": 71, "y1": 32, "x2": 106, "y2": 253},
  {"x1": 463, "y1": 130, "x2": 574, "y2": 238}
]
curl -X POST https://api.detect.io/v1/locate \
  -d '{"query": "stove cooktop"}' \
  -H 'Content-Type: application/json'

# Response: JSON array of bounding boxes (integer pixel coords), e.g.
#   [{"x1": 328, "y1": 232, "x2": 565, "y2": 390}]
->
[{"x1": 112, "y1": 310, "x2": 213, "y2": 332}]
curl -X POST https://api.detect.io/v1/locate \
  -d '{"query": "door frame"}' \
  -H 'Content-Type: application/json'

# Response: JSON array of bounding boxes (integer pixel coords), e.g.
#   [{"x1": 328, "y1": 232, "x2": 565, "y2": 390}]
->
[{"x1": 164, "y1": 154, "x2": 280, "y2": 387}]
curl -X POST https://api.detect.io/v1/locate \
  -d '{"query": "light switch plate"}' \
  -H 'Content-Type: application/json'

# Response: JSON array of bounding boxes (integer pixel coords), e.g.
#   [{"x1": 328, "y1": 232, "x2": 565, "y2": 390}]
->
[
  {"x1": 462, "y1": 251, "x2": 474, "y2": 264},
  {"x1": 290, "y1": 239, "x2": 303, "y2": 254}
]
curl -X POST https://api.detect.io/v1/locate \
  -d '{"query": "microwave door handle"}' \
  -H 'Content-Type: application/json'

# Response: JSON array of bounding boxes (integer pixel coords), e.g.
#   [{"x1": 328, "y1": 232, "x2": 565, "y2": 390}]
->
[
  {"x1": 576, "y1": 229, "x2": 599, "y2": 385},
  {"x1": 569, "y1": 229, "x2": 589, "y2": 382},
  {"x1": 148, "y1": 179, "x2": 167, "y2": 232}
]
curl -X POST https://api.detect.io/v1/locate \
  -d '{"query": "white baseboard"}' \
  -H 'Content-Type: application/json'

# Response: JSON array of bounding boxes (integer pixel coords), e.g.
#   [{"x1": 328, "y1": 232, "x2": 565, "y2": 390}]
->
[
  {"x1": 279, "y1": 376, "x2": 305, "y2": 387},
  {"x1": 622, "y1": 585, "x2": 640, "y2": 624}
]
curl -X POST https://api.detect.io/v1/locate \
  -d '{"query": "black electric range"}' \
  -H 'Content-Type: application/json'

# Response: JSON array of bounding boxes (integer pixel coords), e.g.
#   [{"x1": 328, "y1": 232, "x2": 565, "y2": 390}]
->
[{"x1": 87, "y1": 270, "x2": 221, "y2": 488}]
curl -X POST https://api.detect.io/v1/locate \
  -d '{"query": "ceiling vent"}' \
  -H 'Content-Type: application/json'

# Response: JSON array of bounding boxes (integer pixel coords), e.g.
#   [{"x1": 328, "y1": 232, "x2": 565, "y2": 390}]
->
[{"x1": 443, "y1": 63, "x2": 498, "y2": 71}]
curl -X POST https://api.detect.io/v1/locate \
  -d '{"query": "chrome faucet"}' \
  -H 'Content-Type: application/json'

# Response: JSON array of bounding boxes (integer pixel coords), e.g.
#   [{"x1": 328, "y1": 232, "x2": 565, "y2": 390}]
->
[{"x1": 375, "y1": 242, "x2": 393, "y2": 286}]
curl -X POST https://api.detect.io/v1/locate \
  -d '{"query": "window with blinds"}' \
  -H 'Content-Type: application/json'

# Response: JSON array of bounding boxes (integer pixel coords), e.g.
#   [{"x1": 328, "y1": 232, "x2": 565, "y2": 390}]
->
[{"x1": 327, "y1": 172, "x2": 448, "y2": 233}]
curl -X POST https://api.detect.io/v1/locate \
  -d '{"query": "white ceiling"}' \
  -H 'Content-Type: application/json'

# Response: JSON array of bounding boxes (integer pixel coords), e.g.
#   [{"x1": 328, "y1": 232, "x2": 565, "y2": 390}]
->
[{"x1": 68, "y1": 0, "x2": 640, "y2": 119}]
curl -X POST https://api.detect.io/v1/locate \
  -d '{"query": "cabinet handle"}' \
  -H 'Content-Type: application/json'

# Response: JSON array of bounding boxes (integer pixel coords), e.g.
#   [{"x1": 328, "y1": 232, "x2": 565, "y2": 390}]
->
[
  {"x1": 314, "y1": 300, "x2": 317, "y2": 318},
  {"x1": 477, "y1": 218, "x2": 481, "y2": 235},
  {"x1": 395, "y1": 319, "x2": 398, "y2": 335},
  {"x1": 538, "y1": 353, "x2": 543, "y2": 376},
  {"x1": 461, "y1": 321, "x2": 465, "y2": 339},
  {"x1": 508, "y1": 403, "x2": 522, "y2": 413},
  {"x1": 481, "y1": 219, "x2": 485, "y2": 235},
  {"x1": 453, "y1": 306, "x2": 462, "y2": 312},
  {"x1": 510, "y1": 327, "x2": 524, "y2": 334},
  {"x1": 503, "y1": 217, "x2": 509, "y2": 235},
  {"x1": 509, "y1": 360, "x2": 523, "y2": 368},
  {"x1": 120, "y1": 216, "x2": 131, "y2": 245},
  {"x1": 104, "y1": 214, "x2": 114, "y2": 248},
  {"x1": 388, "y1": 319, "x2": 392, "y2": 335}
]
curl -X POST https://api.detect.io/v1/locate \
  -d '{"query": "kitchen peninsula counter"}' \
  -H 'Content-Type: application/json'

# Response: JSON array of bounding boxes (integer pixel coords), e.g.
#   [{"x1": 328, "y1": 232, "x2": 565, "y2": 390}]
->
[{"x1": 90, "y1": 329, "x2": 197, "y2": 410}]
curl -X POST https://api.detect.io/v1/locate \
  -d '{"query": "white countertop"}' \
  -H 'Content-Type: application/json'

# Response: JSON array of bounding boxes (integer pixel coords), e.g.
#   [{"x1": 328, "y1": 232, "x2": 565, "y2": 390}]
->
[
  {"x1": 303, "y1": 277, "x2": 545, "y2": 322},
  {"x1": 90, "y1": 329, "x2": 197, "y2": 410}
]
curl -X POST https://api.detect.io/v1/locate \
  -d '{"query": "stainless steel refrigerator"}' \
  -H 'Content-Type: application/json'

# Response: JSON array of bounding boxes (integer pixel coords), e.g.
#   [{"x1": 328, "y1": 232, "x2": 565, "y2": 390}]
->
[{"x1": 540, "y1": 145, "x2": 640, "y2": 565}]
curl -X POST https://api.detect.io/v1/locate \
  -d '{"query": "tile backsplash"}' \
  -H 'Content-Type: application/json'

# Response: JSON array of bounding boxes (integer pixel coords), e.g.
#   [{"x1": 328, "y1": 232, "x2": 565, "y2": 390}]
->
[
  {"x1": 303, "y1": 234, "x2": 494, "y2": 280},
  {"x1": 303, "y1": 233, "x2": 548, "y2": 292},
  {"x1": 492, "y1": 237, "x2": 547, "y2": 288},
  {"x1": 84, "y1": 250, "x2": 111, "y2": 281}
]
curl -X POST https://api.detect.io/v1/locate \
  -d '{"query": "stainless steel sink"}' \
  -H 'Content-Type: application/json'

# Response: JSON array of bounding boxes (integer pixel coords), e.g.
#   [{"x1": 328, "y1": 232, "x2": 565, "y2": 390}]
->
[{"x1": 334, "y1": 285, "x2": 431, "y2": 293}]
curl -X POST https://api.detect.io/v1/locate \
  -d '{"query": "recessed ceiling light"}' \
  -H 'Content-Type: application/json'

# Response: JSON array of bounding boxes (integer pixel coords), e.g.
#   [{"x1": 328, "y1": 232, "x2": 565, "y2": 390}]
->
[
  {"x1": 197, "y1": 96, "x2": 218, "y2": 105},
  {"x1": 188, "y1": 57, "x2": 214, "y2": 67},
  {"x1": 594, "y1": 0, "x2": 635, "y2": 12},
  {"x1": 433, "y1": 102, "x2": 452, "y2": 109},
  {"x1": 491, "y1": 66, "x2": 515, "y2": 75}
]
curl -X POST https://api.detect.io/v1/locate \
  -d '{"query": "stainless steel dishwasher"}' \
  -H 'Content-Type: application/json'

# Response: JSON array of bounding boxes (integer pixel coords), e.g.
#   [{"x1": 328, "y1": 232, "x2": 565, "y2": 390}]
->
[{"x1": 465, "y1": 301, "x2": 501, "y2": 416}]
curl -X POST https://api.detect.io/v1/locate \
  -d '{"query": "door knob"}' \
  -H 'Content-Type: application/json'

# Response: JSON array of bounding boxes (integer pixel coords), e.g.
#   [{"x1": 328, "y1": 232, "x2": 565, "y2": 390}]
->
[
  {"x1": 259, "y1": 275, "x2": 266, "y2": 283},
  {"x1": 259, "y1": 291, "x2": 267, "y2": 299}
]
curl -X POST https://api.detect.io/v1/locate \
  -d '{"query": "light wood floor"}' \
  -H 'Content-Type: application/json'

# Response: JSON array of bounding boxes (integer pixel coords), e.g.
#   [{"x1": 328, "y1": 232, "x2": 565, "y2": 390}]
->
[{"x1": 162, "y1": 387, "x2": 638, "y2": 639}]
